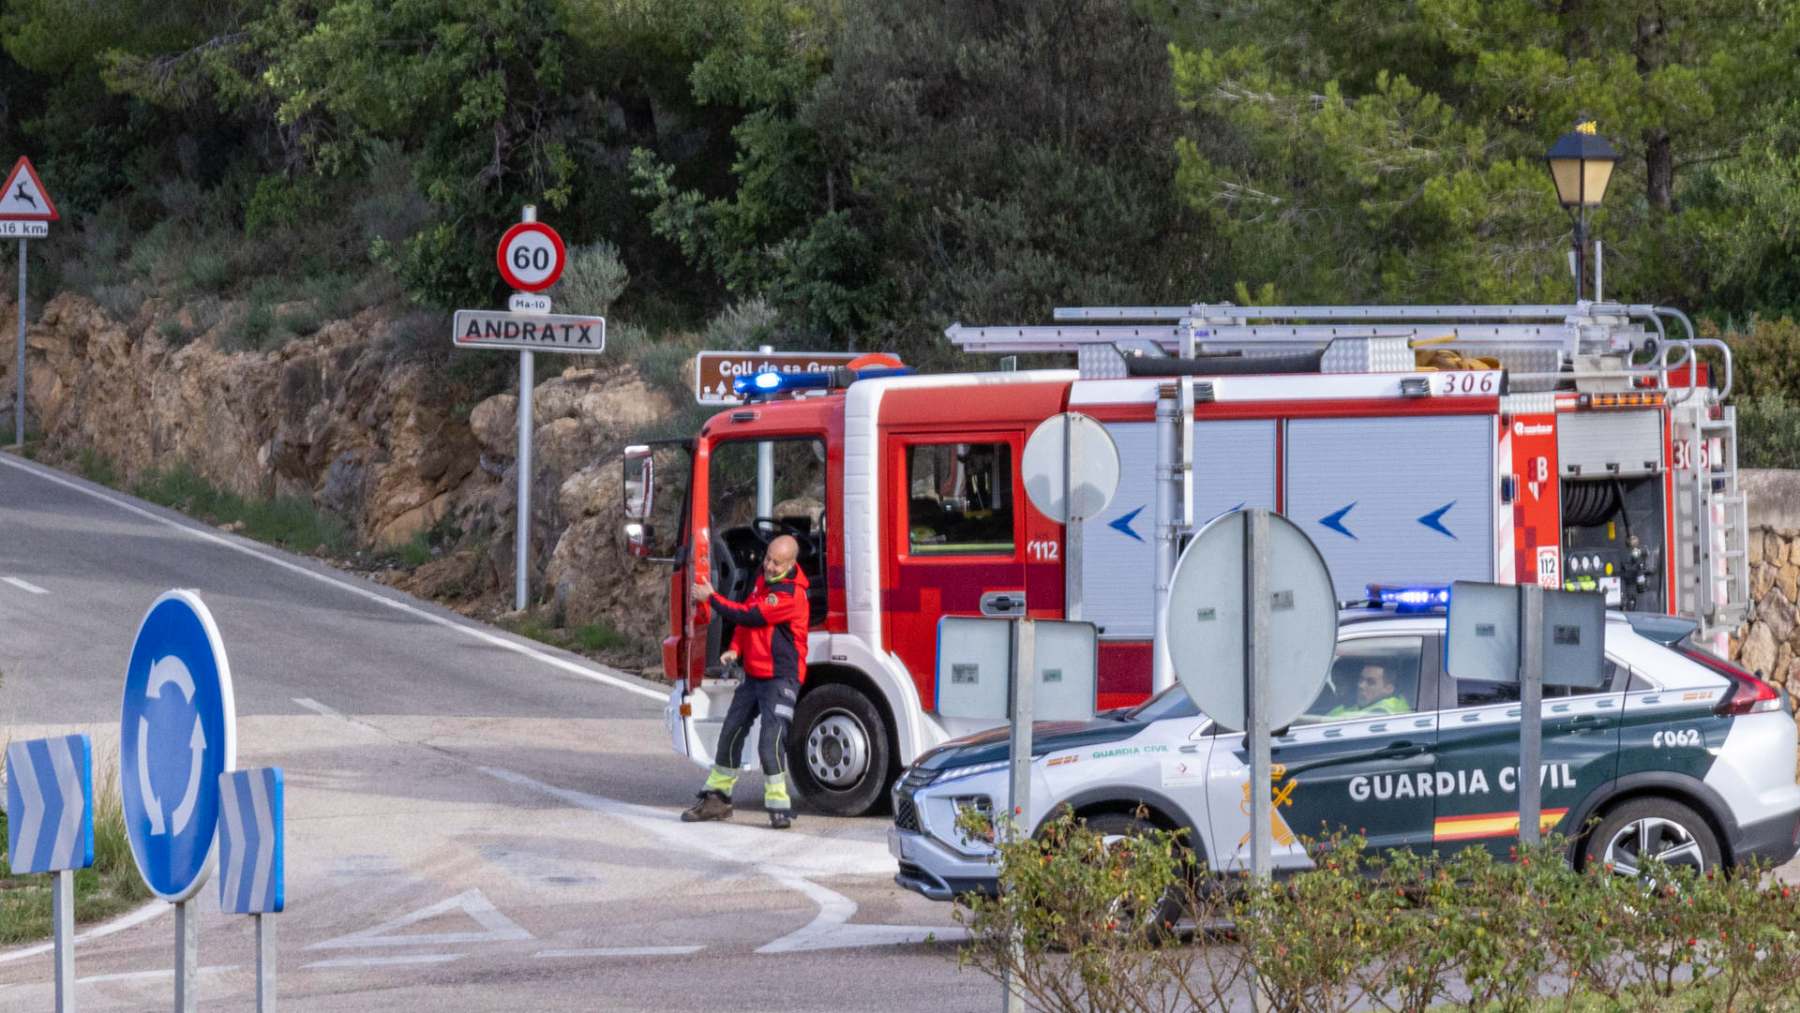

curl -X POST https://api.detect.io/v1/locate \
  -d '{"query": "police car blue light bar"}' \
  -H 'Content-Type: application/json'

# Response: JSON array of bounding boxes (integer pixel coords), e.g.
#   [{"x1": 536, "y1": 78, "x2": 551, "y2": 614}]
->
[{"x1": 1366, "y1": 582, "x2": 1451, "y2": 612}]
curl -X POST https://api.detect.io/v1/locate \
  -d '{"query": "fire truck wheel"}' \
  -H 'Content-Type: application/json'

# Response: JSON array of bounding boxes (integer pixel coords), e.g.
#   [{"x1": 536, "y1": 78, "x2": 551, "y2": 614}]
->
[{"x1": 789, "y1": 684, "x2": 890, "y2": 816}]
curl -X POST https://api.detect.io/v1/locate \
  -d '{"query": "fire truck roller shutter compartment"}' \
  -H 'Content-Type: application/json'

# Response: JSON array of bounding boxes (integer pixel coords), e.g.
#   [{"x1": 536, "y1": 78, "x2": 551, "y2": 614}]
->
[
  {"x1": 1285, "y1": 416, "x2": 1496, "y2": 601},
  {"x1": 1079, "y1": 420, "x2": 1276, "y2": 639},
  {"x1": 1558, "y1": 410, "x2": 1667, "y2": 613}
]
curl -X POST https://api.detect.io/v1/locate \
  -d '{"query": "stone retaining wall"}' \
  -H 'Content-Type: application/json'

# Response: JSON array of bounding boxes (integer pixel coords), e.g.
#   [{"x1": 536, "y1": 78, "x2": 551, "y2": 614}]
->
[{"x1": 1734, "y1": 471, "x2": 1800, "y2": 702}]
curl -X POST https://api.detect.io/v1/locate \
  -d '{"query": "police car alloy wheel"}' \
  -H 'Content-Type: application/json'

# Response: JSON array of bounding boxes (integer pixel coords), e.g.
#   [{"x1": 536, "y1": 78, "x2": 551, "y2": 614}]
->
[
  {"x1": 1582, "y1": 798, "x2": 1720, "y2": 878},
  {"x1": 1082, "y1": 812, "x2": 1186, "y2": 936}
]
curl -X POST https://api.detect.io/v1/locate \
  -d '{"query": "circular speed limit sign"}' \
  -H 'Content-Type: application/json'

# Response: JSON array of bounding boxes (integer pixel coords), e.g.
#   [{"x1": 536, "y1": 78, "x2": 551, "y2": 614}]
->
[{"x1": 496, "y1": 221, "x2": 566, "y2": 292}]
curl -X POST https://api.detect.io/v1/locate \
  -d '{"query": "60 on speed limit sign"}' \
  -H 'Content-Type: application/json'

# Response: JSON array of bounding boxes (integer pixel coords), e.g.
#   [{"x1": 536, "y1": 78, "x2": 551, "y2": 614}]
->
[{"x1": 496, "y1": 221, "x2": 566, "y2": 292}]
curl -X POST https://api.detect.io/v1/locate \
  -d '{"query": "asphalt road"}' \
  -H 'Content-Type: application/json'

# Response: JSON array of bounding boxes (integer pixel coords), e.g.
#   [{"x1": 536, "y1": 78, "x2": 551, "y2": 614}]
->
[{"x1": 0, "y1": 453, "x2": 989, "y2": 1011}]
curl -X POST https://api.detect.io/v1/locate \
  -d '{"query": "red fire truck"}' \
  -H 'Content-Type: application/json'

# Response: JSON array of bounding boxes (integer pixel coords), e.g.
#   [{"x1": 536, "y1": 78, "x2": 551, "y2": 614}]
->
[{"x1": 624, "y1": 302, "x2": 1749, "y2": 816}]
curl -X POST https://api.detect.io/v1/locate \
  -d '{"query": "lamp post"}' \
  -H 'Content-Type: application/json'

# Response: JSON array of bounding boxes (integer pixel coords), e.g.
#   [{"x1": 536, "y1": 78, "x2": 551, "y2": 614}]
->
[{"x1": 1545, "y1": 122, "x2": 1619, "y2": 302}]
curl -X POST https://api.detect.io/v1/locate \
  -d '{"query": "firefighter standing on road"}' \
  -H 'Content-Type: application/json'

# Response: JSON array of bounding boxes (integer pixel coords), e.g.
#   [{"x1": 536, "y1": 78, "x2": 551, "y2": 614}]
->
[{"x1": 683, "y1": 534, "x2": 810, "y2": 829}]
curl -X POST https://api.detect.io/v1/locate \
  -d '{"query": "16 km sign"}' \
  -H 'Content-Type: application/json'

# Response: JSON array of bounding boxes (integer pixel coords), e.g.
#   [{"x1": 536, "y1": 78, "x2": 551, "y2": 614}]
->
[{"x1": 496, "y1": 221, "x2": 565, "y2": 292}]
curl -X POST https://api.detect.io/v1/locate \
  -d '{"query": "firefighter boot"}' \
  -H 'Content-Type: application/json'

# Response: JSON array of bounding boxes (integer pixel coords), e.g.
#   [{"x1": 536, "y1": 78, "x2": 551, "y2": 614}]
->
[
  {"x1": 765, "y1": 772, "x2": 794, "y2": 829},
  {"x1": 681, "y1": 790, "x2": 733, "y2": 822}
]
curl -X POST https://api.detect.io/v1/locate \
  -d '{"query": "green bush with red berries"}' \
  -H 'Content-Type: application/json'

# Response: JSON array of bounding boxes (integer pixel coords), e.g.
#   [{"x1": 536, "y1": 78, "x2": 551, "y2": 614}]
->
[{"x1": 956, "y1": 809, "x2": 1800, "y2": 1012}]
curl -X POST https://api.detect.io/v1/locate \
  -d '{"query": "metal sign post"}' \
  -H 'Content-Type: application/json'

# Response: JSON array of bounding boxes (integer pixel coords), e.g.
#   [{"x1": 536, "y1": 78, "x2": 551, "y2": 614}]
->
[
  {"x1": 515, "y1": 206, "x2": 537, "y2": 612},
  {"x1": 1518, "y1": 584, "x2": 1545, "y2": 845},
  {"x1": 15, "y1": 238, "x2": 23, "y2": 447},
  {"x1": 0, "y1": 156, "x2": 56, "y2": 448},
  {"x1": 53, "y1": 868, "x2": 73, "y2": 1007},
  {"x1": 1244, "y1": 511, "x2": 1274, "y2": 880},
  {"x1": 1003, "y1": 616, "x2": 1036, "y2": 1013},
  {"x1": 451, "y1": 207, "x2": 610, "y2": 611},
  {"x1": 755, "y1": 344, "x2": 775, "y2": 520},
  {"x1": 175, "y1": 901, "x2": 198, "y2": 1013}
]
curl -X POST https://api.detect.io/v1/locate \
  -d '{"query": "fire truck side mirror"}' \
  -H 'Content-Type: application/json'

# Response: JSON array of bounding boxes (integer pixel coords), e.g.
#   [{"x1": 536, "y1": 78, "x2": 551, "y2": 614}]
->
[
  {"x1": 623, "y1": 444, "x2": 655, "y2": 522},
  {"x1": 623, "y1": 445, "x2": 672, "y2": 562}
]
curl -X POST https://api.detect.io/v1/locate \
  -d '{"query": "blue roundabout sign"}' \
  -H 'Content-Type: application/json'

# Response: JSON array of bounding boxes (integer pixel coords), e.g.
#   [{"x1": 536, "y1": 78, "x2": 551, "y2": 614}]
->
[{"x1": 120, "y1": 590, "x2": 237, "y2": 901}]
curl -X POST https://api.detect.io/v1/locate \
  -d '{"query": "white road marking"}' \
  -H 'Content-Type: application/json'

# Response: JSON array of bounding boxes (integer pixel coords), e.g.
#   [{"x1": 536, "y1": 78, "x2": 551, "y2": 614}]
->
[
  {"x1": 0, "y1": 454, "x2": 666, "y2": 702},
  {"x1": 303, "y1": 954, "x2": 463, "y2": 969},
  {"x1": 0, "y1": 900, "x2": 168, "y2": 965},
  {"x1": 307, "y1": 888, "x2": 532, "y2": 950},
  {"x1": 533, "y1": 946, "x2": 704, "y2": 958},
  {"x1": 478, "y1": 765, "x2": 962, "y2": 953},
  {"x1": 2, "y1": 576, "x2": 47, "y2": 594},
  {"x1": 77, "y1": 965, "x2": 238, "y2": 985},
  {"x1": 291, "y1": 696, "x2": 386, "y2": 736}
]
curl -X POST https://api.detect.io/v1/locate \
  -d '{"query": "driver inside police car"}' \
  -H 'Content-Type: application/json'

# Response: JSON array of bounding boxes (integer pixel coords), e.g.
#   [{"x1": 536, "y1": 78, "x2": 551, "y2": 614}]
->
[
  {"x1": 682, "y1": 534, "x2": 810, "y2": 829},
  {"x1": 1329, "y1": 662, "x2": 1408, "y2": 717}
]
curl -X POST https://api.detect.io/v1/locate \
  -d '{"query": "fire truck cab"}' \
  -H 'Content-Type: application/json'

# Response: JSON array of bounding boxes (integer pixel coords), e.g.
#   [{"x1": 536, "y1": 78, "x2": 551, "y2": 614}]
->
[{"x1": 624, "y1": 302, "x2": 1749, "y2": 817}]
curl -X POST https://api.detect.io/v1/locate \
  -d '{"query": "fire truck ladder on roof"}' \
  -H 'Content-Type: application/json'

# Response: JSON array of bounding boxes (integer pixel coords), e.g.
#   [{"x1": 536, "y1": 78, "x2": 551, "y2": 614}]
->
[{"x1": 945, "y1": 302, "x2": 1682, "y2": 384}]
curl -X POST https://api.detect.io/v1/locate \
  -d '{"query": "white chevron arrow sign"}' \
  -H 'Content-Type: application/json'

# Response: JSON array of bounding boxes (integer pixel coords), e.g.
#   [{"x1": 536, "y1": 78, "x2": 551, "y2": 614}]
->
[
  {"x1": 5, "y1": 734, "x2": 94, "y2": 874},
  {"x1": 216, "y1": 767, "x2": 284, "y2": 914}
]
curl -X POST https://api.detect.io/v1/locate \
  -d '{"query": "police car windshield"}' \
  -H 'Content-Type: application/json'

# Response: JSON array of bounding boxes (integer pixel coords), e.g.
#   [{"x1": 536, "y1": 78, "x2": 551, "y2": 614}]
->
[{"x1": 1125, "y1": 685, "x2": 1200, "y2": 723}]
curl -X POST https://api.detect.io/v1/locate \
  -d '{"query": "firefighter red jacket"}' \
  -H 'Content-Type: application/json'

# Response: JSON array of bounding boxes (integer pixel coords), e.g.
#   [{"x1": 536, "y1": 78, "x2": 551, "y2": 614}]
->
[{"x1": 708, "y1": 566, "x2": 810, "y2": 683}]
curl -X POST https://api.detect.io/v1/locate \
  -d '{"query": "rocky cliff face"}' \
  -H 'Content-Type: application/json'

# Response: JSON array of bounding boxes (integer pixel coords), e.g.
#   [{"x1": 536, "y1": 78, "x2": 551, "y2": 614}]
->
[{"x1": 1, "y1": 292, "x2": 673, "y2": 667}]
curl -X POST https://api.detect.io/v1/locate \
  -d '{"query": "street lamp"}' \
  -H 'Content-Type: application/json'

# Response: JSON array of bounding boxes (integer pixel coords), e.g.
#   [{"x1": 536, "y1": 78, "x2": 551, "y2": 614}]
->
[{"x1": 1545, "y1": 121, "x2": 1619, "y2": 302}]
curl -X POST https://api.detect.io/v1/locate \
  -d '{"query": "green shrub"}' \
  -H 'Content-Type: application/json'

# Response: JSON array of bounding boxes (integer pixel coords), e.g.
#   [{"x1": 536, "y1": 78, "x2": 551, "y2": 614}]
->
[
  {"x1": 574, "y1": 623, "x2": 628, "y2": 652},
  {"x1": 1717, "y1": 316, "x2": 1800, "y2": 400},
  {"x1": 226, "y1": 301, "x2": 276, "y2": 352},
  {"x1": 959, "y1": 811, "x2": 1800, "y2": 1012},
  {"x1": 244, "y1": 174, "x2": 326, "y2": 239},
  {"x1": 180, "y1": 250, "x2": 232, "y2": 294},
  {"x1": 132, "y1": 464, "x2": 352, "y2": 556},
  {"x1": 398, "y1": 528, "x2": 434, "y2": 567},
  {"x1": 702, "y1": 297, "x2": 780, "y2": 350},
  {"x1": 90, "y1": 282, "x2": 143, "y2": 323},
  {"x1": 126, "y1": 221, "x2": 182, "y2": 284},
  {"x1": 1737, "y1": 394, "x2": 1800, "y2": 469},
  {"x1": 556, "y1": 241, "x2": 631, "y2": 317},
  {"x1": 278, "y1": 302, "x2": 325, "y2": 337},
  {"x1": 76, "y1": 448, "x2": 117, "y2": 486}
]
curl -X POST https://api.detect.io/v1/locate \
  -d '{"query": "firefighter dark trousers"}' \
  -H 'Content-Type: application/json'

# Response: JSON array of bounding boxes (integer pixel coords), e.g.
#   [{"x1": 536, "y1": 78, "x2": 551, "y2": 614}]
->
[{"x1": 702, "y1": 674, "x2": 797, "y2": 811}]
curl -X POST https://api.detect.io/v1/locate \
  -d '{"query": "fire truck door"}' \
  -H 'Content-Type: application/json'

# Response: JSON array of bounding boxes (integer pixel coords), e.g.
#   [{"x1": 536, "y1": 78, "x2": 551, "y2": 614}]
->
[{"x1": 888, "y1": 435, "x2": 1030, "y2": 711}]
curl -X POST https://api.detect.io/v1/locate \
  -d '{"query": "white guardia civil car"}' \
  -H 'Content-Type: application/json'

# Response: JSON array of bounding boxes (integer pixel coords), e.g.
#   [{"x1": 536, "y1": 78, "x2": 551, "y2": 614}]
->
[{"x1": 890, "y1": 588, "x2": 1800, "y2": 900}]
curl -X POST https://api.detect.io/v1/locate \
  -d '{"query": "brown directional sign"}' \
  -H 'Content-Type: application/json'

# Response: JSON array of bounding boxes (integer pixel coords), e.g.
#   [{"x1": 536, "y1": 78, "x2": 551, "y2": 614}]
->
[{"x1": 693, "y1": 350, "x2": 862, "y2": 404}]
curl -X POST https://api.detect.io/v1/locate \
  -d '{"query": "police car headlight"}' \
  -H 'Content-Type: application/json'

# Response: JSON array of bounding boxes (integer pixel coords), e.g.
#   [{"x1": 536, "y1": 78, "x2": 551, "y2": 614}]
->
[
  {"x1": 952, "y1": 795, "x2": 996, "y2": 843},
  {"x1": 935, "y1": 759, "x2": 1010, "y2": 785}
]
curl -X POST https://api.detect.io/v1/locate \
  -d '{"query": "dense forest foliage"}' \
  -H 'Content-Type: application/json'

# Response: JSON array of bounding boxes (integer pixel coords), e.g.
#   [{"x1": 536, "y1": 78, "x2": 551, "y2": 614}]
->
[{"x1": 3, "y1": 1, "x2": 1799, "y2": 394}]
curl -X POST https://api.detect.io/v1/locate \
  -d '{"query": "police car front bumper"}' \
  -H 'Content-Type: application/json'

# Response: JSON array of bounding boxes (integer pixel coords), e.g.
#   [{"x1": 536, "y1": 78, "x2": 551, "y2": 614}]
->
[{"x1": 890, "y1": 826, "x2": 998, "y2": 902}]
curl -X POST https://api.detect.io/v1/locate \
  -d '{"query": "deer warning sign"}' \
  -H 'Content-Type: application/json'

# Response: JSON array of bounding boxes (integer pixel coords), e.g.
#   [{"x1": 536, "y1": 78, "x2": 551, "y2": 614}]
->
[{"x1": 0, "y1": 157, "x2": 58, "y2": 222}]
